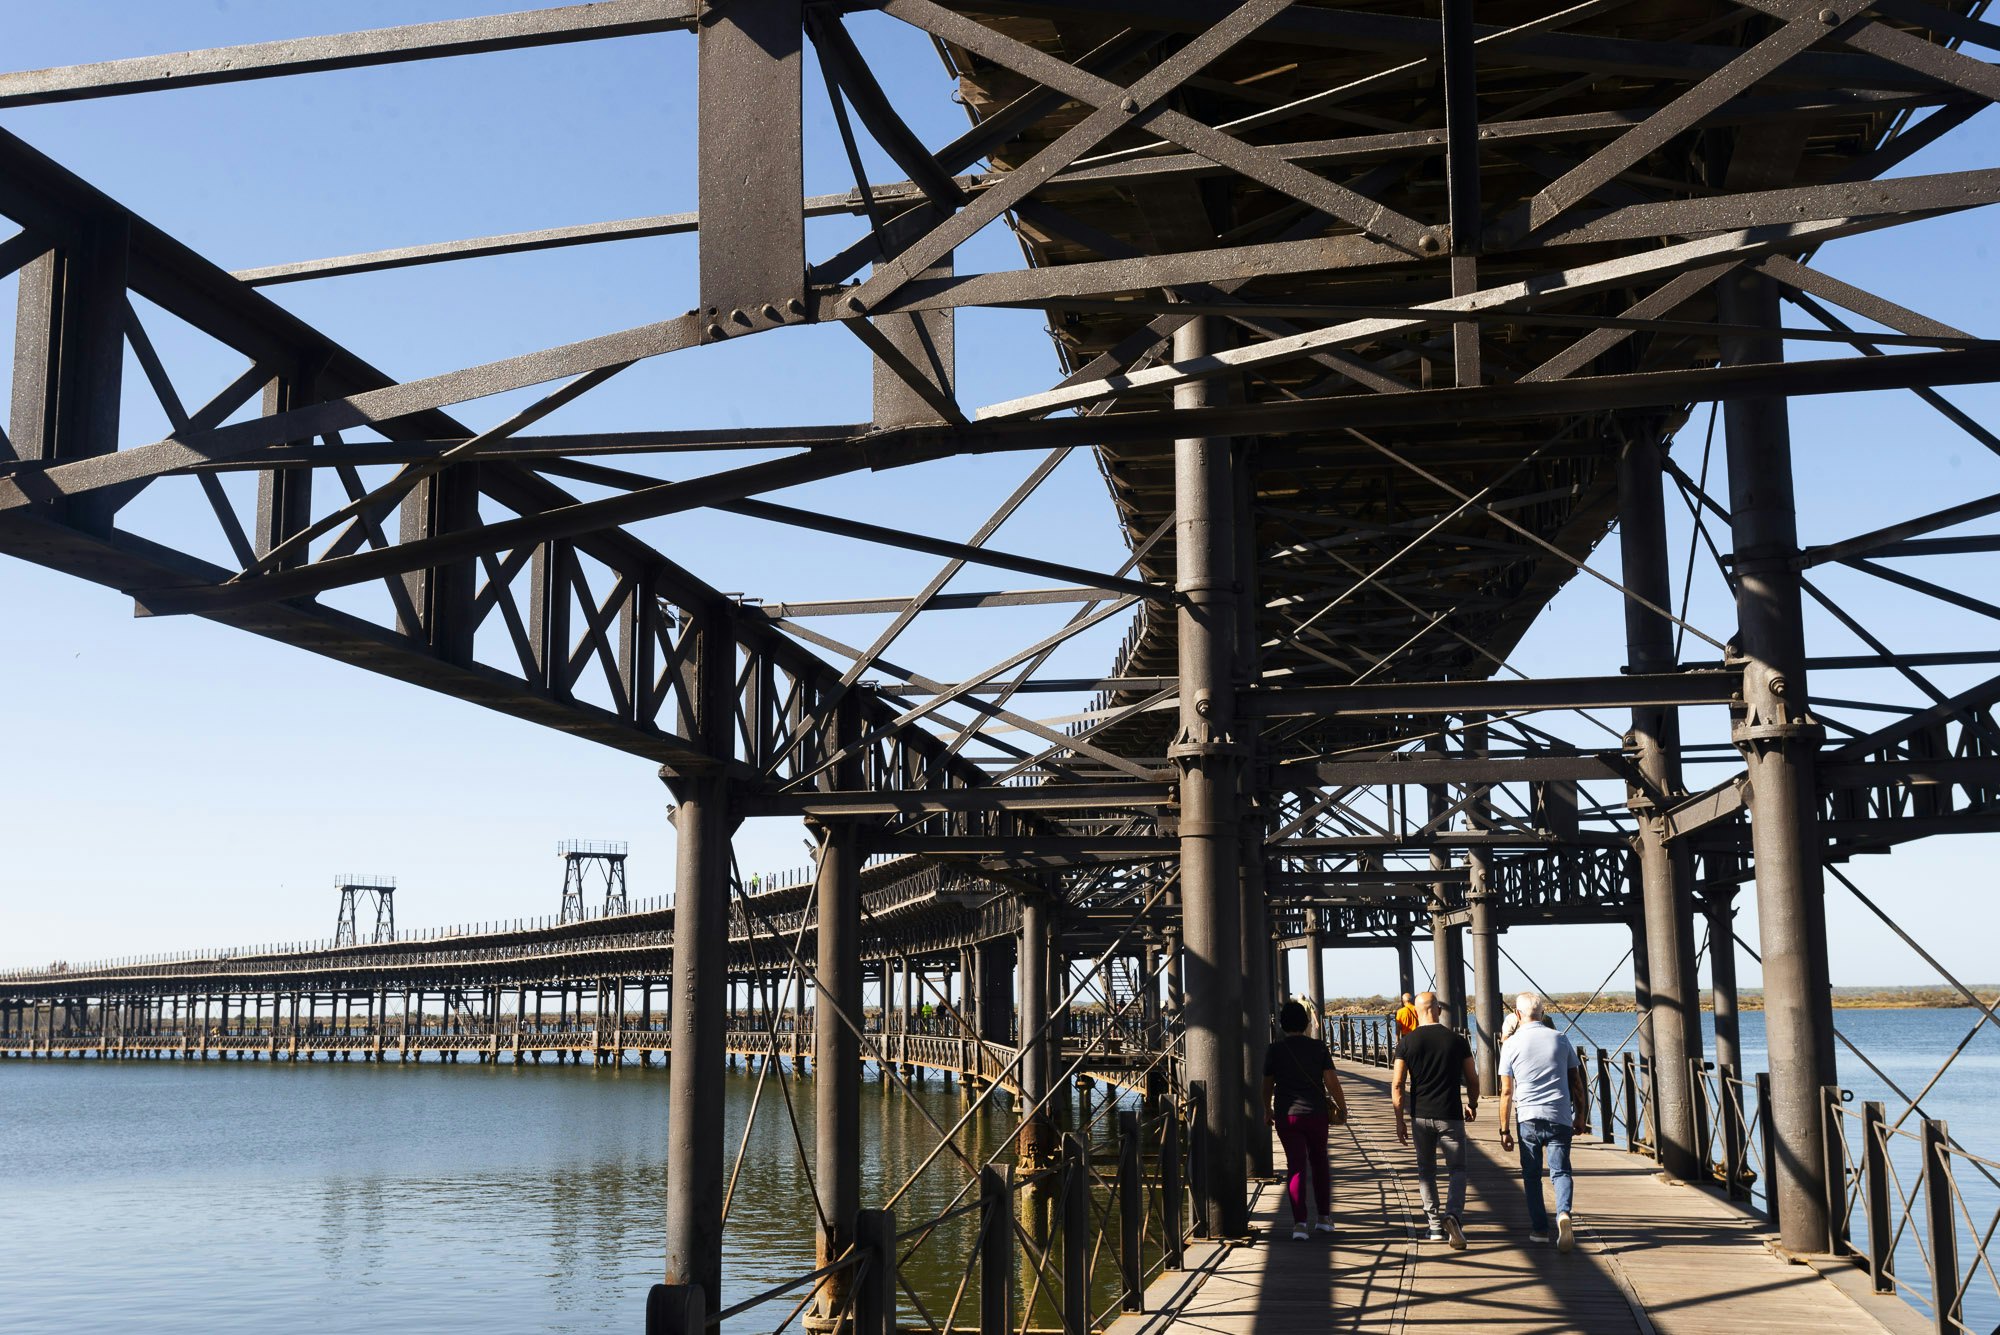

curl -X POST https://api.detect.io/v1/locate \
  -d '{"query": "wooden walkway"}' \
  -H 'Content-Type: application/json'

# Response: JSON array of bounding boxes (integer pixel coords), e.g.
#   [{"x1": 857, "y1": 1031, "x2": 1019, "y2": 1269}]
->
[{"x1": 1111, "y1": 1068, "x2": 1922, "y2": 1335}]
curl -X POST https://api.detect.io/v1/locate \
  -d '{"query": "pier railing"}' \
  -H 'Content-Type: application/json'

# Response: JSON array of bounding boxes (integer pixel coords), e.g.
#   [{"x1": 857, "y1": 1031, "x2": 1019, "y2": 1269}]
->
[
  {"x1": 1823, "y1": 1092, "x2": 2000, "y2": 1335},
  {"x1": 1566, "y1": 1049, "x2": 2000, "y2": 1334},
  {"x1": 646, "y1": 1086, "x2": 1200, "y2": 1335}
]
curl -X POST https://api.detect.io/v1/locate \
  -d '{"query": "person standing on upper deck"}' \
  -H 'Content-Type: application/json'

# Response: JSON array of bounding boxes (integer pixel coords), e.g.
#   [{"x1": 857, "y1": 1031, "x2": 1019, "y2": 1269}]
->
[
  {"x1": 1497, "y1": 992, "x2": 1590, "y2": 1252},
  {"x1": 1391, "y1": 991, "x2": 1477, "y2": 1249}
]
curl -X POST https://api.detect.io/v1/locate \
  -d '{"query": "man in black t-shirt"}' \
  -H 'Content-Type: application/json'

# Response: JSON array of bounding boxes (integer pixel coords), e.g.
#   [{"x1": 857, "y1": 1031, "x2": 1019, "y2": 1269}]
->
[{"x1": 1391, "y1": 991, "x2": 1479, "y2": 1249}]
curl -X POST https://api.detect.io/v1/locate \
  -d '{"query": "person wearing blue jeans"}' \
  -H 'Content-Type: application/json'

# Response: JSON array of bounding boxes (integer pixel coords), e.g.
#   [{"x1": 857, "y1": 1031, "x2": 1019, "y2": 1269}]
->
[{"x1": 1497, "y1": 993, "x2": 1590, "y2": 1251}]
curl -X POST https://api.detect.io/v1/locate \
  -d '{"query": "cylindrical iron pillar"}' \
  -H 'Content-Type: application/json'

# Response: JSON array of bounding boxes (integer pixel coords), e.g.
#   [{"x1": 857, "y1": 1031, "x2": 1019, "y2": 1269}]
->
[
  {"x1": 1304, "y1": 922, "x2": 1327, "y2": 1035},
  {"x1": 1719, "y1": 269, "x2": 1837, "y2": 1253},
  {"x1": 1467, "y1": 879, "x2": 1500, "y2": 1096},
  {"x1": 1018, "y1": 891, "x2": 1054, "y2": 1162},
  {"x1": 662, "y1": 771, "x2": 733, "y2": 1307},
  {"x1": 1240, "y1": 836, "x2": 1273, "y2": 1179},
  {"x1": 1172, "y1": 315, "x2": 1247, "y2": 1237},
  {"x1": 1706, "y1": 882, "x2": 1744, "y2": 1078},
  {"x1": 1618, "y1": 432, "x2": 1705, "y2": 1182},
  {"x1": 811, "y1": 698, "x2": 863, "y2": 1320}
]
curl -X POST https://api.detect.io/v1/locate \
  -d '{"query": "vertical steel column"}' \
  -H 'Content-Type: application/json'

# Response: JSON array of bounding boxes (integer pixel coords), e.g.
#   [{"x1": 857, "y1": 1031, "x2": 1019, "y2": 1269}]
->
[
  {"x1": 1464, "y1": 718, "x2": 1500, "y2": 1094},
  {"x1": 1240, "y1": 838, "x2": 1273, "y2": 1179},
  {"x1": 1171, "y1": 315, "x2": 1247, "y2": 1237},
  {"x1": 660, "y1": 604, "x2": 739, "y2": 1315},
  {"x1": 1719, "y1": 270, "x2": 1837, "y2": 1254},
  {"x1": 1630, "y1": 901, "x2": 1655, "y2": 1069},
  {"x1": 1425, "y1": 734, "x2": 1461, "y2": 1022},
  {"x1": 1706, "y1": 883, "x2": 1744, "y2": 1078},
  {"x1": 1395, "y1": 923, "x2": 1416, "y2": 1001},
  {"x1": 1018, "y1": 890, "x2": 1053, "y2": 1162},
  {"x1": 813, "y1": 694, "x2": 863, "y2": 1321},
  {"x1": 1619, "y1": 433, "x2": 1705, "y2": 1182},
  {"x1": 1304, "y1": 916, "x2": 1327, "y2": 1034},
  {"x1": 1467, "y1": 884, "x2": 1500, "y2": 1095}
]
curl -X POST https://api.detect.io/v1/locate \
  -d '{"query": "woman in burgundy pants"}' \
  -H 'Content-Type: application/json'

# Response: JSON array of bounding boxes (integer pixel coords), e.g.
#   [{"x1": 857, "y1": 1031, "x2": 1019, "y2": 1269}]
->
[{"x1": 1263, "y1": 999, "x2": 1350, "y2": 1239}]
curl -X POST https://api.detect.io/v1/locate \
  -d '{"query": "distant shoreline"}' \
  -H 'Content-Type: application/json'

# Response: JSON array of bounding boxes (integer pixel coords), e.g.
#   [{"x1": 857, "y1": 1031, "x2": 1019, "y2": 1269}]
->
[{"x1": 1321, "y1": 985, "x2": 1998, "y2": 1014}]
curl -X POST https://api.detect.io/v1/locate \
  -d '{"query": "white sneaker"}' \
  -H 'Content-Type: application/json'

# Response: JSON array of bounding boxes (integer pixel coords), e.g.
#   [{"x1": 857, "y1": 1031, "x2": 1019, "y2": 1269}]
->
[
  {"x1": 1315, "y1": 1219, "x2": 1336, "y2": 1234},
  {"x1": 1426, "y1": 1225, "x2": 1445, "y2": 1242},
  {"x1": 1443, "y1": 1215, "x2": 1467, "y2": 1251},
  {"x1": 1292, "y1": 1224, "x2": 1310, "y2": 1241},
  {"x1": 1556, "y1": 1212, "x2": 1575, "y2": 1253}
]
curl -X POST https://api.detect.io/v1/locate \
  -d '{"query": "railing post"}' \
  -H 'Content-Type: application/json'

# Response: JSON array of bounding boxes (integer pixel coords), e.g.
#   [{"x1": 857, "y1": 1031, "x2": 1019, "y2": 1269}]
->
[
  {"x1": 1597, "y1": 1047, "x2": 1615, "y2": 1144},
  {"x1": 980, "y1": 1165, "x2": 1014, "y2": 1335},
  {"x1": 1119, "y1": 1110, "x2": 1145, "y2": 1312},
  {"x1": 1921, "y1": 1118, "x2": 1960, "y2": 1335},
  {"x1": 1188, "y1": 1081, "x2": 1210, "y2": 1239},
  {"x1": 1062, "y1": 1135, "x2": 1090, "y2": 1335},
  {"x1": 1722, "y1": 1065, "x2": 1749, "y2": 1202},
  {"x1": 1690, "y1": 1059, "x2": 1712, "y2": 1185},
  {"x1": 1162, "y1": 1096, "x2": 1185, "y2": 1270},
  {"x1": 1823, "y1": 1086, "x2": 1851, "y2": 1256},
  {"x1": 1757, "y1": 1072, "x2": 1781, "y2": 1231},
  {"x1": 854, "y1": 1207, "x2": 895, "y2": 1335},
  {"x1": 1623, "y1": 1052, "x2": 1640, "y2": 1153},
  {"x1": 1862, "y1": 1101, "x2": 1893, "y2": 1293}
]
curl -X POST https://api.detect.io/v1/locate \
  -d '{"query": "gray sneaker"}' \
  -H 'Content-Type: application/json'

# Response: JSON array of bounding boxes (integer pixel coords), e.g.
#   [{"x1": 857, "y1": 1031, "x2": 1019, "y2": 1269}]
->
[
  {"x1": 1556, "y1": 1212, "x2": 1575, "y2": 1253},
  {"x1": 1529, "y1": 1231, "x2": 1550, "y2": 1244},
  {"x1": 1443, "y1": 1215, "x2": 1467, "y2": 1251}
]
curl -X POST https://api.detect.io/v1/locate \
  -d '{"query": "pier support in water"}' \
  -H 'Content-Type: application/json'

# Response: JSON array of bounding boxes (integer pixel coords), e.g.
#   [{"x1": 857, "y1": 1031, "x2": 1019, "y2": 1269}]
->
[
  {"x1": 661, "y1": 606, "x2": 741, "y2": 1317},
  {"x1": 1719, "y1": 269, "x2": 1838, "y2": 1254},
  {"x1": 1017, "y1": 888, "x2": 1055, "y2": 1164},
  {"x1": 1618, "y1": 430, "x2": 1705, "y2": 1183},
  {"x1": 1172, "y1": 314, "x2": 1247, "y2": 1237},
  {"x1": 811, "y1": 697, "x2": 864, "y2": 1323}
]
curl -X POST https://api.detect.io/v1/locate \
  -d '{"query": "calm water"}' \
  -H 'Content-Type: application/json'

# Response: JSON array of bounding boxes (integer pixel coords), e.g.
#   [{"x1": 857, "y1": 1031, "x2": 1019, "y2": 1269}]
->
[{"x1": 3, "y1": 1010, "x2": 1996, "y2": 1333}]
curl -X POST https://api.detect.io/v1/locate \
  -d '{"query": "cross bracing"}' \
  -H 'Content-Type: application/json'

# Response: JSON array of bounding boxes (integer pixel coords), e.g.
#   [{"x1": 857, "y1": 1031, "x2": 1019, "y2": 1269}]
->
[{"x1": 3, "y1": 0, "x2": 2000, "y2": 1329}]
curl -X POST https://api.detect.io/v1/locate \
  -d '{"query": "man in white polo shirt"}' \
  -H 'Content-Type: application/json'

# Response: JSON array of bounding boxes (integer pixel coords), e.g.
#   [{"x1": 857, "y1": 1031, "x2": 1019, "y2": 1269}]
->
[{"x1": 1497, "y1": 992, "x2": 1590, "y2": 1250}]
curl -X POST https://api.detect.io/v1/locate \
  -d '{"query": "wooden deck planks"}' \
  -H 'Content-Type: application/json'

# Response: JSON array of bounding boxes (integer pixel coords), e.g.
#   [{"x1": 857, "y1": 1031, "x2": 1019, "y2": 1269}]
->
[{"x1": 1106, "y1": 1066, "x2": 1909, "y2": 1335}]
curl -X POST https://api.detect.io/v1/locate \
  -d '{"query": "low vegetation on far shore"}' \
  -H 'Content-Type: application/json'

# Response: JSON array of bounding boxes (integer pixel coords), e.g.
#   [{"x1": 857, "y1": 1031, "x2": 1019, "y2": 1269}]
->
[{"x1": 1320, "y1": 984, "x2": 1999, "y2": 1015}]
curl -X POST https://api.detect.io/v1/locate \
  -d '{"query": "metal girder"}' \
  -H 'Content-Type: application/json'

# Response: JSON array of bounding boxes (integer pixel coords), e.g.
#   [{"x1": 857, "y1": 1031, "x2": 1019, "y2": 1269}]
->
[
  {"x1": 0, "y1": 2, "x2": 700, "y2": 107},
  {"x1": 739, "y1": 783, "x2": 1176, "y2": 817},
  {"x1": 1291, "y1": 753, "x2": 1628, "y2": 786},
  {"x1": 0, "y1": 127, "x2": 1025, "y2": 806},
  {"x1": 1243, "y1": 670, "x2": 1741, "y2": 719}
]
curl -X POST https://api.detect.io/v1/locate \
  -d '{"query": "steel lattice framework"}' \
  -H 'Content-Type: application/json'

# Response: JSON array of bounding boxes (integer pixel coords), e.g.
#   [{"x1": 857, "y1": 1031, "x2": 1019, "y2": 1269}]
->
[{"x1": 4, "y1": 0, "x2": 2000, "y2": 1327}]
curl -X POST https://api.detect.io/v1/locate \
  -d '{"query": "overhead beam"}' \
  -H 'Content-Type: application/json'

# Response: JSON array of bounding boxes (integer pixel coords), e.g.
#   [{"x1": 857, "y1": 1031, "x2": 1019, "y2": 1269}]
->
[
  {"x1": 738, "y1": 783, "x2": 1175, "y2": 817},
  {"x1": 1243, "y1": 670, "x2": 1742, "y2": 719},
  {"x1": 0, "y1": 1, "x2": 699, "y2": 107},
  {"x1": 1290, "y1": 753, "x2": 1628, "y2": 785}
]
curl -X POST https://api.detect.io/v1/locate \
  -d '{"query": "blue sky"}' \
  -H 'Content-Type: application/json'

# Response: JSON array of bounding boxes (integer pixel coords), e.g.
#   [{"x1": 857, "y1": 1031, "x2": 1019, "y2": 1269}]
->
[{"x1": 2, "y1": 3, "x2": 1996, "y2": 998}]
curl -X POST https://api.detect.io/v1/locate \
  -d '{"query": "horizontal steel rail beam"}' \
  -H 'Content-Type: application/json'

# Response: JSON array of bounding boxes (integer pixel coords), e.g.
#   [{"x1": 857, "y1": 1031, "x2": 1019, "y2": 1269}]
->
[
  {"x1": 1243, "y1": 670, "x2": 1742, "y2": 719},
  {"x1": 0, "y1": 1, "x2": 699, "y2": 108}
]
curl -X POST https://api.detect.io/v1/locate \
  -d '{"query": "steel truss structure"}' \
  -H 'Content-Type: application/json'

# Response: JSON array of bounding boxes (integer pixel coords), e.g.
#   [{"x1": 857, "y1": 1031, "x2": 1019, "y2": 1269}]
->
[{"x1": 5, "y1": 0, "x2": 2000, "y2": 1327}]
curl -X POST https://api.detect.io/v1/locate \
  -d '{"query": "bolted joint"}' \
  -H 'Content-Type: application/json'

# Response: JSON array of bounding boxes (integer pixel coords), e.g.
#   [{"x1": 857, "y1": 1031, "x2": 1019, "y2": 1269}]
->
[
  {"x1": 1168, "y1": 719, "x2": 1243, "y2": 760},
  {"x1": 1732, "y1": 716, "x2": 1825, "y2": 750}
]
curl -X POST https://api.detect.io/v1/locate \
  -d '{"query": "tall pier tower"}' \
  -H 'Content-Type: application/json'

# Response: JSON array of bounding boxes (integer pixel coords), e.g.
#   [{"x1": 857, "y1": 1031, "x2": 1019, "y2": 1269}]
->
[
  {"x1": 332, "y1": 875, "x2": 396, "y2": 946},
  {"x1": 559, "y1": 841, "x2": 629, "y2": 923}
]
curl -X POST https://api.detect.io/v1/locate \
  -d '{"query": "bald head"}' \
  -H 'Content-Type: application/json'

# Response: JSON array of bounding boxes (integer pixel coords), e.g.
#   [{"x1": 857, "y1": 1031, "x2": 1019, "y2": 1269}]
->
[{"x1": 1414, "y1": 991, "x2": 1442, "y2": 1023}]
